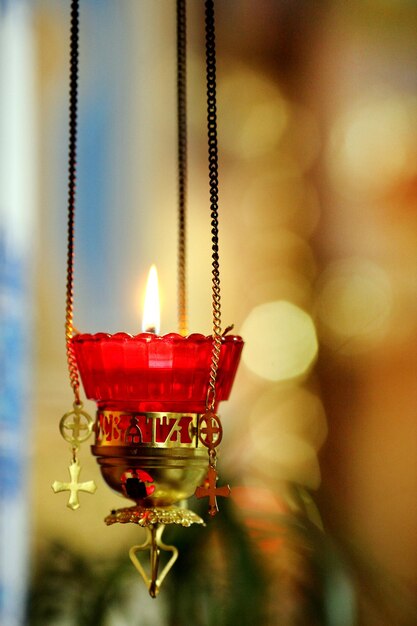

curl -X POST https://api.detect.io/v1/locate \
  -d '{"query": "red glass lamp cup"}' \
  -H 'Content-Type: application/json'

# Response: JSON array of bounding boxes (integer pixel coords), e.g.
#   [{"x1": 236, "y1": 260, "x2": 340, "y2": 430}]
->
[
  {"x1": 71, "y1": 332, "x2": 243, "y2": 510},
  {"x1": 72, "y1": 332, "x2": 243, "y2": 413}
]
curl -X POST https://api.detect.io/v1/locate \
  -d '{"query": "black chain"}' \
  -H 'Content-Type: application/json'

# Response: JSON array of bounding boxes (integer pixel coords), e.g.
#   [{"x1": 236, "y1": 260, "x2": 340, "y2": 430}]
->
[
  {"x1": 177, "y1": 0, "x2": 188, "y2": 336},
  {"x1": 65, "y1": 0, "x2": 81, "y2": 404},
  {"x1": 204, "y1": 0, "x2": 222, "y2": 411}
]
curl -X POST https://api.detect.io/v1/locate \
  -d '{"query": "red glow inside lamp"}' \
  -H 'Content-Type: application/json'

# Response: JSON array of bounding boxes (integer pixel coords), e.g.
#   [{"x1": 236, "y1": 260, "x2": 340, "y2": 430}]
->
[{"x1": 73, "y1": 267, "x2": 242, "y2": 414}]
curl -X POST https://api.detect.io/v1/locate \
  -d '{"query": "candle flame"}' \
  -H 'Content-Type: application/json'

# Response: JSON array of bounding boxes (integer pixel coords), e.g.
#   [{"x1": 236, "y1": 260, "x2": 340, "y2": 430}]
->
[{"x1": 142, "y1": 265, "x2": 160, "y2": 334}]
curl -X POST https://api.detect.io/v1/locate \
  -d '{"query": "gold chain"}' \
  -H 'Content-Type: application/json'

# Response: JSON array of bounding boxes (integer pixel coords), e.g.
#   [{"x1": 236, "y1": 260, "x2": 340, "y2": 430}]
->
[
  {"x1": 205, "y1": 0, "x2": 222, "y2": 412},
  {"x1": 53, "y1": 3, "x2": 96, "y2": 512},
  {"x1": 65, "y1": 0, "x2": 221, "y2": 411},
  {"x1": 177, "y1": 0, "x2": 188, "y2": 336},
  {"x1": 65, "y1": 0, "x2": 81, "y2": 406}
]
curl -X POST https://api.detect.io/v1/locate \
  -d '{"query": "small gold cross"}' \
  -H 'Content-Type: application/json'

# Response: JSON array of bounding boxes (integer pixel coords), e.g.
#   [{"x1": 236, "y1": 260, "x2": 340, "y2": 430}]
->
[
  {"x1": 52, "y1": 458, "x2": 97, "y2": 510},
  {"x1": 195, "y1": 465, "x2": 230, "y2": 517}
]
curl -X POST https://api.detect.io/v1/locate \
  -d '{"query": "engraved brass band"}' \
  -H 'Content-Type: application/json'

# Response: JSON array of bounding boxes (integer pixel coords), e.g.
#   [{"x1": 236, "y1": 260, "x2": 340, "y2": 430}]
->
[{"x1": 95, "y1": 410, "x2": 206, "y2": 449}]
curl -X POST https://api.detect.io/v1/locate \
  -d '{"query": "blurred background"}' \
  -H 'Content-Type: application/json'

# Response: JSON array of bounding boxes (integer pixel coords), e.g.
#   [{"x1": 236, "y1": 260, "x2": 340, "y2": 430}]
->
[{"x1": 1, "y1": 0, "x2": 417, "y2": 624}]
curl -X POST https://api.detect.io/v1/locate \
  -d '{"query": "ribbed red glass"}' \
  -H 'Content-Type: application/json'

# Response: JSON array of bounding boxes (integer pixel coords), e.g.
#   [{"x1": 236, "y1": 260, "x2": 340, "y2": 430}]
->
[{"x1": 72, "y1": 333, "x2": 243, "y2": 413}]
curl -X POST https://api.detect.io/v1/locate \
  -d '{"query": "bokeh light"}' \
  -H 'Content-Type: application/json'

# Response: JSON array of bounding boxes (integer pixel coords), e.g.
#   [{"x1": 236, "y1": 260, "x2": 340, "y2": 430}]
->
[
  {"x1": 245, "y1": 269, "x2": 313, "y2": 312},
  {"x1": 219, "y1": 65, "x2": 289, "y2": 159},
  {"x1": 239, "y1": 167, "x2": 321, "y2": 238},
  {"x1": 241, "y1": 300, "x2": 318, "y2": 381},
  {"x1": 252, "y1": 433, "x2": 321, "y2": 489},
  {"x1": 280, "y1": 102, "x2": 321, "y2": 173},
  {"x1": 240, "y1": 229, "x2": 317, "y2": 281},
  {"x1": 248, "y1": 385, "x2": 325, "y2": 488},
  {"x1": 328, "y1": 92, "x2": 417, "y2": 193},
  {"x1": 316, "y1": 258, "x2": 392, "y2": 353},
  {"x1": 250, "y1": 385, "x2": 327, "y2": 451}
]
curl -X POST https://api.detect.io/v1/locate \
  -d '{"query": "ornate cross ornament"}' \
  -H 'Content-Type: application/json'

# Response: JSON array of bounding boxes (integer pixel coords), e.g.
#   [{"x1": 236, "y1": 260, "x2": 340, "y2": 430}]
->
[
  {"x1": 198, "y1": 412, "x2": 223, "y2": 448},
  {"x1": 52, "y1": 458, "x2": 97, "y2": 510},
  {"x1": 59, "y1": 403, "x2": 94, "y2": 446}
]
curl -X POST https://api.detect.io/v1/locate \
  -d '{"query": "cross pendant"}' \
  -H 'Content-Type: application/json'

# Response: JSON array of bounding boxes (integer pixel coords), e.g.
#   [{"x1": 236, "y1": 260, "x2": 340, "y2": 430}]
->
[
  {"x1": 59, "y1": 404, "x2": 94, "y2": 446},
  {"x1": 52, "y1": 458, "x2": 97, "y2": 510},
  {"x1": 65, "y1": 414, "x2": 88, "y2": 440},
  {"x1": 195, "y1": 465, "x2": 231, "y2": 517}
]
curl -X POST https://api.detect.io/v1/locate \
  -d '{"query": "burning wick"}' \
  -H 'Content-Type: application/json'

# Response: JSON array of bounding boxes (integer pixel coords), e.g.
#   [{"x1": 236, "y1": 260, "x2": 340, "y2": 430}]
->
[{"x1": 142, "y1": 264, "x2": 161, "y2": 334}]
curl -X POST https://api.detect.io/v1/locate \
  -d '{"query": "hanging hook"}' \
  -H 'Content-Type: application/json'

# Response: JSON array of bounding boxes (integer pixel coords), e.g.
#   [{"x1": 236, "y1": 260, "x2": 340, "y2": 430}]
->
[{"x1": 129, "y1": 525, "x2": 179, "y2": 598}]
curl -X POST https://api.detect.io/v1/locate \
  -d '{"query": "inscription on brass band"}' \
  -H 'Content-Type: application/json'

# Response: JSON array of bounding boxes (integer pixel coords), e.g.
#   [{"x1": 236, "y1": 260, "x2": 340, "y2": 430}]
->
[{"x1": 95, "y1": 411, "x2": 201, "y2": 449}]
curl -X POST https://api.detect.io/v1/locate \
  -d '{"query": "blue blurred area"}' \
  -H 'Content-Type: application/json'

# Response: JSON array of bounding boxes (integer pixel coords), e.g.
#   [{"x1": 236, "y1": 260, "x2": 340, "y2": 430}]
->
[
  {"x1": 0, "y1": 2, "x2": 34, "y2": 624},
  {"x1": 0, "y1": 231, "x2": 31, "y2": 626}
]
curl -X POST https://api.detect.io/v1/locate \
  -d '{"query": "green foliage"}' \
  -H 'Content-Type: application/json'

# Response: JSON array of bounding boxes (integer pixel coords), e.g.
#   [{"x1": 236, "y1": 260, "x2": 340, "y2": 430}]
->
[
  {"x1": 26, "y1": 542, "x2": 134, "y2": 626},
  {"x1": 27, "y1": 498, "x2": 267, "y2": 626},
  {"x1": 26, "y1": 494, "x2": 363, "y2": 626},
  {"x1": 163, "y1": 497, "x2": 268, "y2": 626}
]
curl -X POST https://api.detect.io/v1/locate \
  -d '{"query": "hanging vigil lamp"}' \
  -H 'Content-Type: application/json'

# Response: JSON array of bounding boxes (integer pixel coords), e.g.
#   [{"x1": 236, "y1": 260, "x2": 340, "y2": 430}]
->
[{"x1": 52, "y1": 0, "x2": 243, "y2": 598}]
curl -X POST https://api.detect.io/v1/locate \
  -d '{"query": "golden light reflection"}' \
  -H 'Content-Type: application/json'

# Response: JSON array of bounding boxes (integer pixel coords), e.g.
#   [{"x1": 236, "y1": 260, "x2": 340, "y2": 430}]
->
[
  {"x1": 241, "y1": 301, "x2": 318, "y2": 381},
  {"x1": 219, "y1": 66, "x2": 288, "y2": 158},
  {"x1": 249, "y1": 386, "x2": 327, "y2": 452},
  {"x1": 142, "y1": 264, "x2": 160, "y2": 334},
  {"x1": 239, "y1": 168, "x2": 320, "y2": 238},
  {"x1": 239, "y1": 99, "x2": 288, "y2": 159},
  {"x1": 239, "y1": 229, "x2": 317, "y2": 281},
  {"x1": 249, "y1": 427, "x2": 322, "y2": 489},
  {"x1": 316, "y1": 258, "x2": 392, "y2": 353},
  {"x1": 247, "y1": 385, "x2": 326, "y2": 487},
  {"x1": 328, "y1": 93, "x2": 417, "y2": 192},
  {"x1": 247, "y1": 270, "x2": 313, "y2": 312},
  {"x1": 281, "y1": 102, "x2": 321, "y2": 173}
]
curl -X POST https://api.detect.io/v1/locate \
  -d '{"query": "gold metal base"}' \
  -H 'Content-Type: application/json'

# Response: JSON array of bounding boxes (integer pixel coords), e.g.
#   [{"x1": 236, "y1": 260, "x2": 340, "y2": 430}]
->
[
  {"x1": 129, "y1": 525, "x2": 177, "y2": 598},
  {"x1": 105, "y1": 506, "x2": 204, "y2": 598},
  {"x1": 105, "y1": 504, "x2": 204, "y2": 527},
  {"x1": 90, "y1": 409, "x2": 210, "y2": 597}
]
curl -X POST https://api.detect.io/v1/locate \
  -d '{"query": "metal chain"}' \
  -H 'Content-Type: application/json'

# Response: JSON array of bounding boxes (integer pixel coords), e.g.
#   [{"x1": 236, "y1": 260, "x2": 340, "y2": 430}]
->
[
  {"x1": 64, "y1": 0, "x2": 220, "y2": 411},
  {"x1": 204, "y1": 0, "x2": 222, "y2": 412},
  {"x1": 65, "y1": 0, "x2": 81, "y2": 406},
  {"x1": 177, "y1": 0, "x2": 188, "y2": 336}
]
